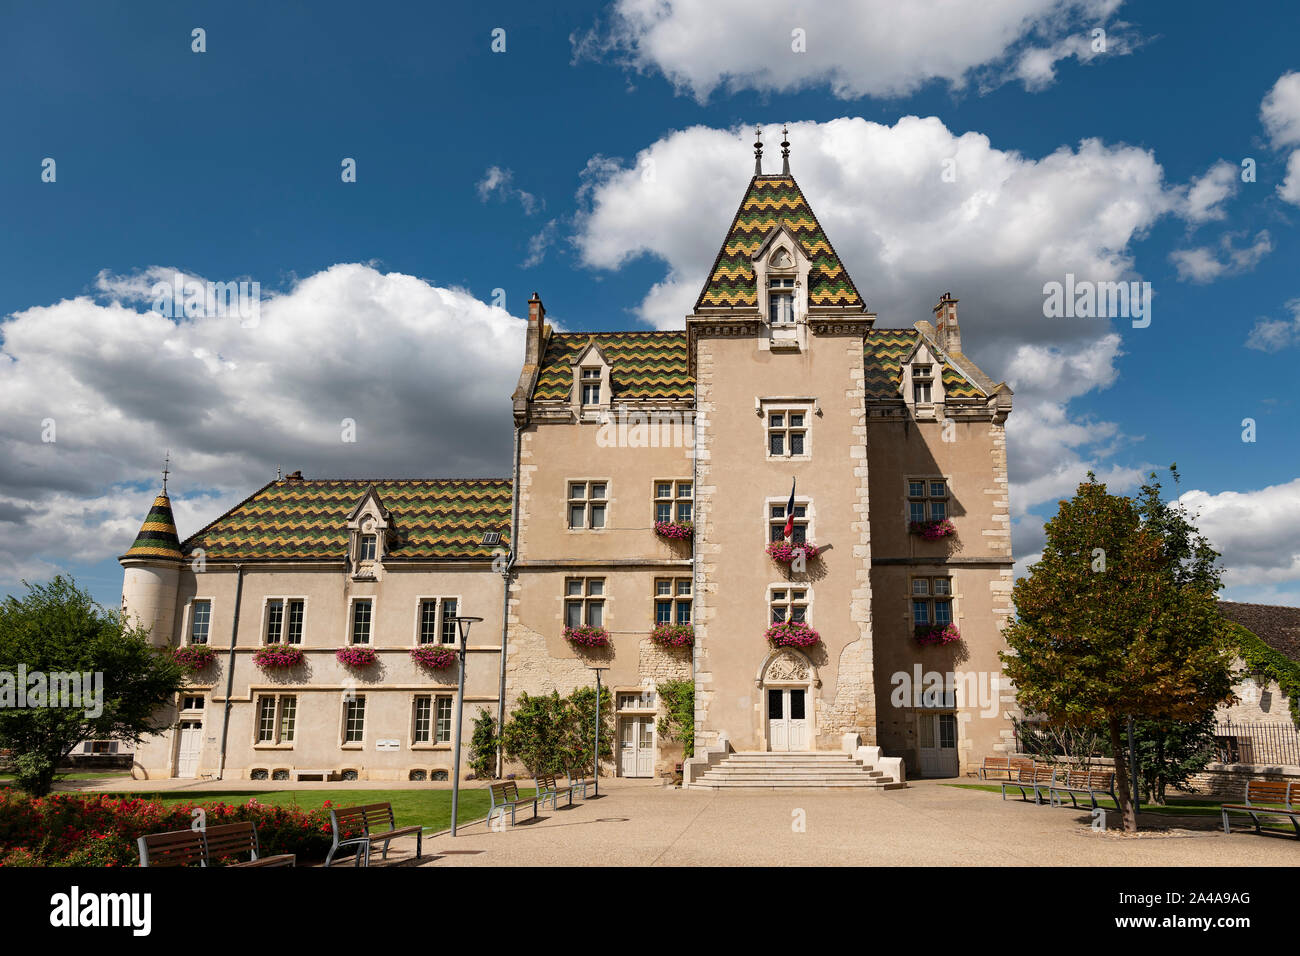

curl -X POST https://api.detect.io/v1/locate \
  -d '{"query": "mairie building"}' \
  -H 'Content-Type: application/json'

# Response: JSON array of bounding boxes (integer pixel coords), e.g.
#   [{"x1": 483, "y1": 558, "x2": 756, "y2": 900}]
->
[{"x1": 120, "y1": 142, "x2": 1018, "y2": 785}]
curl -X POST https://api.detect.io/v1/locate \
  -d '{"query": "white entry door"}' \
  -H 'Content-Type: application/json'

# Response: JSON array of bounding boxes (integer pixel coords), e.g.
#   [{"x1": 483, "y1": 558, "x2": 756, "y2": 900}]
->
[
  {"x1": 176, "y1": 721, "x2": 202, "y2": 778},
  {"x1": 767, "y1": 688, "x2": 809, "y2": 751},
  {"x1": 918, "y1": 712, "x2": 959, "y2": 777},
  {"x1": 619, "y1": 717, "x2": 654, "y2": 777}
]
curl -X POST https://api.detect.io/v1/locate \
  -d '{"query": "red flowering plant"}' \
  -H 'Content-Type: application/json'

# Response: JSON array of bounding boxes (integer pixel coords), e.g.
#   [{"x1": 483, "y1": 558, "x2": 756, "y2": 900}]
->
[
  {"x1": 765, "y1": 541, "x2": 820, "y2": 564},
  {"x1": 654, "y1": 520, "x2": 693, "y2": 541},
  {"x1": 410, "y1": 645, "x2": 456, "y2": 670},
  {"x1": 173, "y1": 644, "x2": 216, "y2": 672},
  {"x1": 336, "y1": 646, "x2": 377, "y2": 668},
  {"x1": 909, "y1": 519, "x2": 955, "y2": 540},
  {"x1": 564, "y1": 625, "x2": 610, "y2": 648},
  {"x1": 765, "y1": 620, "x2": 821, "y2": 648},
  {"x1": 252, "y1": 645, "x2": 304, "y2": 669},
  {"x1": 650, "y1": 623, "x2": 693, "y2": 648},
  {"x1": 914, "y1": 623, "x2": 961, "y2": 647}
]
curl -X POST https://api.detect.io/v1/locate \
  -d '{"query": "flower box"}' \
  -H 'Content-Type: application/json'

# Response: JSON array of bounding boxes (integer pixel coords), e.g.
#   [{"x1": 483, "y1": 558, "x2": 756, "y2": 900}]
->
[
  {"x1": 914, "y1": 624, "x2": 961, "y2": 647},
  {"x1": 336, "y1": 646, "x2": 378, "y2": 668},
  {"x1": 654, "y1": 520, "x2": 693, "y2": 541},
  {"x1": 650, "y1": 623, "x2": 694, "y2": 648},
  {"x1": 564, "y1": 625, "x2": 611, "y2": 648},
  {"x1": 765, "y1": 541, "x2": 820, "y2": 564},
  {"x1": 173, "y1": 644, "x2": 216, "y2": 672},
  {"x1": 253, "y1": 645, "x2": 304, "y2": 669},
  {"x1": 410, "y1": 645, "x2": 456, "y2": 670},
  {"x1": 909, "y1": 519, "x2": 955, "y2": 540},
  {"x1": 765, "y1": 620, "x2": 821, "y2": 648}
]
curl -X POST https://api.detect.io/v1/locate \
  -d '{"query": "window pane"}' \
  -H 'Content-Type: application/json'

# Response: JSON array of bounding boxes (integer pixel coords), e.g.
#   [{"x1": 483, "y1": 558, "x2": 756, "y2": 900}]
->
[
  {"x1": 257, "y1": 697, "x2": 275, "y2": 742},
  {"x1": 286, "y1": 601, "x2": 304, "y2": 644},
  {"x1": 590, "y1": 483, "x2": 606, "y2": 500},
  {"x1": 929, "y1": 481, "x2": 947, "y2": 498},
  {"x1": 677, "y1": 501, "x2": 692, "y2": 522},
  {"x1": 677, "y1": 482, "x2": 691, "y2": 497},
  {"x1": 190, "y1": 602, "x2": 211, "y2": 644},
  {"x1": 441, "y1": 599, "x2": 458, "y2": 644},
  {"x1": 909, "y1": 501, "x2": 927, "y2": 524},
  {"x1": 908, "y1": 481, "x2": 925, "y2": 498},
  {"x1": 768, "y1": 689, "x2": 783, "y2": 719},
  {"x1": 790, "y1": 606, "x2": 806, "y2": 623},
  {"x1": 656, "y1": 482, "x2": 672, "y2": 498},
  {"x1": 420, "y1": 600, "x2": 438, "y2": 643},
  {"x1": 656, "y1": 601, "x2": 672, "y2": 624},
  {"x1": 656, "y1": 580, "x2": 672, "y2": 596},
  {"x1": 352, "y1": 601, "x2": 371, "y2": 644},
  {"x1": 360, "y1": 535, "x2": 377, "y2": 560},
  {"x1": 793, "y1": 505, "x2": 806, "y2": 517},
  {"x1": 770, "y1": 525, "x2": 784, "y2": 543},
  {"x1": 935, "y1": 602, "x2": 952, "y2": 625},
  {"x1": 930, "y1": 501, "x2": 947, "y2": 521},
  {"x1": 790, "y1": 432, "x2": 804, "y2": 455},
  {"x1": 912, "y1": 579, "x2": 929, "y2": 595},
  {"x1": 676, "y1": 602, "x2": 691, "y2": 624},
  {"x1": 676, "y1": 580, "x2": 691, "y2": 596},
  {"x1": 771, "y1": 606, "x2": 786, "y2": 624},
  {"x1": 769, "y1": 413, "x2": 784, "y2": 428},
  {"x1": 912, "y1": 601, "x2": 929, "y2": 625},
  {"x1": 792, "y1": 590, "x2": 806, "y2": 601},
  {"x1": 769, "y1": 433, "x2": 784, "y2": 456},
  {"x1": 280, "y1": 696, "x2": 297, "y2": 742},
  {"x1": 266, "y1": 600, "x2": 283, "y2": 643},
  {"x1": 589, "y1": 505, "x2": 605, "y2": 528},
  {"x1": 570, "y1": 483, "x2": 586, "y2": 499},
  {"x1": 569, "y1": 505, "x2": 585, "y2": 528},
  {"x1": 771, "y1": 505, "x2": 785, "y2": 519},
  {"x1": 789, "y1": 414, "x2": 804, "y2": 427},
  {"x1": 655, "y1": 502, "x2": 672, "y2": 522},
  {"x1": 587, "y1": 602, "x2": 603, "y2": 627},
  {"x1": 414, "y1": 697, "x2": 431, "y2": 743},
  {"x1": 587, "y1": 579, "x2": 604, "y2": 596},
  {"x1": 565, "y1": 602, "x2": 582, "y2": 628},
  {"x1": 436, "y1": 698, "x2": 453, "y2": 743},
  {"x1": 566, "y1": 579, "x2": 583, "y2": 596},
  {"x1": 771, "y1": 590, "x2": 786, "y2": 601},
  {"x1": 792, "y1": 526, "x2": 806, "y2": 544},
  {"x1": 789, "y1": 691, "x2": 805, "y2": 720},
  {"x1": 933, "y1": 578, "x2": 951, "y2": 595}
]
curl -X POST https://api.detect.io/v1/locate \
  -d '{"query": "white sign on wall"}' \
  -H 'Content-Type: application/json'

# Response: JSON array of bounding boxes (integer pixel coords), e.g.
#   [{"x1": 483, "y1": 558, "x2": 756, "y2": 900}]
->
[{"x1": 376, "y1": 738, "x2": 400, "y2": 751}]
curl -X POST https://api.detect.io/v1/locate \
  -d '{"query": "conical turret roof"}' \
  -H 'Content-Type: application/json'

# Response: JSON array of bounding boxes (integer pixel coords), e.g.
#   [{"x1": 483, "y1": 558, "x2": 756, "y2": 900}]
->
[{"x1": 123, "y1": 491, "x2": 183, "y2": 561}]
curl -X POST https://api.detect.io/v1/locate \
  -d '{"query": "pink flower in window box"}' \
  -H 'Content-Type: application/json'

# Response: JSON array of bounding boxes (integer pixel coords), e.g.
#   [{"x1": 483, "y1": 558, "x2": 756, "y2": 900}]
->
[
  {"x1": 564, "y1": 625, "x2": 611, "y2": 647},
  {"x1": 172, "y1": 644, "x2": 216, "y2": 672},
  {"x1": 253, "y1": 645, "x2": 304, "y2": 669},
  {"x1": 650, "y1": 623, "x2": 694, "y2": 648},
  {"x1": 765, "y1": 541, "x2": 820, "y2": 564},
  {"x1": 654, "y1": 520, "x2": 693, "y2": 540},
  {"x1": 909, "y1": 519, "x2": 955, "y2": 540},
  {"x1": 765, "y1": 620, "x2": 821, "y2": 648},
  {"x1": 914, "y1": 624, "x2": 961, "y2": 647},
  {"x1": 335, "y1": 646, "x2": 377, "y2": 668},
  {"x1": 410, "y1": 645, "x2": 456, "y2": 670}
]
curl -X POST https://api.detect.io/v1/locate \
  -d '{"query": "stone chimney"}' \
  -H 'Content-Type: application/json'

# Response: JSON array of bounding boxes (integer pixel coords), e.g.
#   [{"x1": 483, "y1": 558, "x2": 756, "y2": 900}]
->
[
  {"x1": 526, "y1": 292, "x2": 546, "y2": 367},
  {"x1": 932, "y1": 292, "x2": 961, "y2": 354}
]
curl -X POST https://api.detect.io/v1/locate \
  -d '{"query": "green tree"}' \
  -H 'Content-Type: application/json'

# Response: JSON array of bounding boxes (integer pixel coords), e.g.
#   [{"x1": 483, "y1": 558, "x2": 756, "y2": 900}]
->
[
  {"x1": 500, "y1": 691, "x2": 567, "y2": 776},
  {"x1": 0, "y1": 576, "x2": 185, "y2": 796},
  {"x1": 656, "y1": 680, "x2": 695, "y2": 759},
  {"x1": 558, "y1": 686, "x2": 614, "y2": 778},
  {"x1": 467, "y1": 708, "x2": 498, "y2": 780},
  {"x1": 1000, "y1": 477, "x2": 1234, "y2": 830}
]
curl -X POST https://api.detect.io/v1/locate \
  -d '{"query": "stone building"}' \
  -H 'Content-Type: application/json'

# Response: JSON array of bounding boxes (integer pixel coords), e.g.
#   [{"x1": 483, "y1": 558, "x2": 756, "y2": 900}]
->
[{"x1": 120, "y1": 141, "x2": 1018, "y2": 783}]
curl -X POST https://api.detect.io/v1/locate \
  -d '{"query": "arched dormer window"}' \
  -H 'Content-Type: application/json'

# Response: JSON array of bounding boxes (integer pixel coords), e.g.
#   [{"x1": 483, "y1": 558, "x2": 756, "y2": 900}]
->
[
  {"x1": 346, "y1": 487, "x2": 393, "y2": 579},
  {"x1": 752, "y1": 228, "x2": 811, "y2": 349}
]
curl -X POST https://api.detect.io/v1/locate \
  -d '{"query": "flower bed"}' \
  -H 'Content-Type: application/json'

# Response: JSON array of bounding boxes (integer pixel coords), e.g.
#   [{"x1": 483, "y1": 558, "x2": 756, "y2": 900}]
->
[
  {"x1": 765, "y1": 541, "x2": 820, "y2": 564},
  {"x1": 173, "y1": 644, "x2": 216, "y2": 672},
  {"x1": 914, "y1": 623, "x2": 961, "y2": 647},
  {"x1": 650, "y1": 623, "x2": 694, "y2": 648},
  {"x1": 410, "y1": 645, "x2": 456, "y2": 670},
  {"x1": 336, "y1": 646, "x2": 377, "y2": 668},
  {"x1": 252, "y1": 645, "x2": 304, "y2": 669},
  {"x1": 654, "y1": 520, "x2": 693, "y2": 540},
  {"x1": 564, "y1": 625, "x2": 611, "y2": 648},
  {"x1": 909, "y1": 519, "x2": 955, "y2": 540},
  {"x1": 765, "y1": 620, "x2": 821, "y2": 648},
  {"x1": 0, "y1": 790, "x2": 333, "y2": 866}
]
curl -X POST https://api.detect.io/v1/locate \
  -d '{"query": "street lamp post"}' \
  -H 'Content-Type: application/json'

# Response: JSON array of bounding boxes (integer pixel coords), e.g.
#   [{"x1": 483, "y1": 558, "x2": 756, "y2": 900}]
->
[
  {"x1": 449, "y1": 615, "x2": 483, "y2": 837},
  {"x1": 589, "y1": 666, "x2": 608, "y2": 799}
]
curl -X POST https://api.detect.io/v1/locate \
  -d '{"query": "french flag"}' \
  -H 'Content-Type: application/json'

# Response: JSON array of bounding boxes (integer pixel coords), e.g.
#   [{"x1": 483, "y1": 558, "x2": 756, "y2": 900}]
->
[{"x1": 782, "y1": 478, "x2": 796, "y2": 539}]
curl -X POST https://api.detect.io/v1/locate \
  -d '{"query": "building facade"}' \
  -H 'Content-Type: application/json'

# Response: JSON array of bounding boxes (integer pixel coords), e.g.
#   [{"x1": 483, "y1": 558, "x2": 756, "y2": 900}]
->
[{"x1": 120, "y1": 149, "x2": 1018, "y2": 783}]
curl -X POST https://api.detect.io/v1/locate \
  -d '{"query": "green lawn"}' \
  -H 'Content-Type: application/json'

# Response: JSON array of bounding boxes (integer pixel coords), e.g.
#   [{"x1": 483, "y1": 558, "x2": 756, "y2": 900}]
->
[
  {"x1": 0, "y1": 771, "x2": 133, "y2": 782},
  {"x1": 104, "y1": 786, "x2": 538, "y2": 832},
  {"x1": 943, "y1": 783, "x2": 1294, "y2": 818}
]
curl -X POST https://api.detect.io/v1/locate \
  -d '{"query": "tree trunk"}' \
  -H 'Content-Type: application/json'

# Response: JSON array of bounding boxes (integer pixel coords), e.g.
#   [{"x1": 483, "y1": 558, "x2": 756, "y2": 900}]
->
[
  {"x1": 1154, "y1": 734, "x2": 1166, "y2": 806},
  {"x1": 1108, "y1": 717, "x2": 1138, "y2": 831}
]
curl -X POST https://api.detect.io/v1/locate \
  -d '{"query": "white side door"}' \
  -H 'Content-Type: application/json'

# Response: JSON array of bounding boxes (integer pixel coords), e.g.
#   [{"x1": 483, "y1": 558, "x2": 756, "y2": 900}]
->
[
  {"x1": 768, "y1": 689, "x2": 789, "y2": 751},
  {"x1": 176, "y1": 722, "x2": 202, "y2": 778},
  {"x1": 918, "y1": 713, "x2": 960, "y2": 778},
  {"x1": 620, "y1": 718, "x2": 637, "y2": 776},
  {"x1": 635, "y1": 719, "x2": 654, "y2": 777}
]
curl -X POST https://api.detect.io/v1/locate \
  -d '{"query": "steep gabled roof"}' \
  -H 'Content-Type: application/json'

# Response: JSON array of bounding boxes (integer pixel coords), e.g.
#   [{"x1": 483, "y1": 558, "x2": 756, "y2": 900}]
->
[
  {"x1": 1219, "y1": 601, "x2": 1300, "y2": 662},
  {"x1": 863, "y1": 329, "x2": 987, "y2": 401},
  {"x1": 696, "y1": 175, "x2": 864, "y2": 311},
  {"x1": 180, "y1": 478, "x2": 511, "y2": 561},
  {"x1": 533, "y1": 331, "x2": 692, "y2": 402},
  {"x1": 123, "y1": 492, "x2": 183, "y2": 561}
]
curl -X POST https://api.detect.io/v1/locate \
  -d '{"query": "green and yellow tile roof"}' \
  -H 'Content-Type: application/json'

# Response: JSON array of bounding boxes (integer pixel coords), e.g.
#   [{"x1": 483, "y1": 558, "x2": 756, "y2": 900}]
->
[
  {"x1": 180, "y1": 479, "x2": 512, "y2": 562},
  {"x1": 124, "y1": 493, "x2": 183, "y2": 560},
  {"x1": 696, "y1": 175, "x2": 864, "y2": 311},
  {"x1": 863, "y1": 329, "x2": 986, "y2": 401},
  {"x1": 533, "y1": 331, "x2": 692, "y2": 402}
]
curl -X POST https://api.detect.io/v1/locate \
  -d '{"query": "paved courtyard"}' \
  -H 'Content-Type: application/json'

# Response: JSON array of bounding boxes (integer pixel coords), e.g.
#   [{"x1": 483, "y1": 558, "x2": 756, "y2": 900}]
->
[{"x1": 411, "y1": 779, "x2": 1298, "y2": 867}]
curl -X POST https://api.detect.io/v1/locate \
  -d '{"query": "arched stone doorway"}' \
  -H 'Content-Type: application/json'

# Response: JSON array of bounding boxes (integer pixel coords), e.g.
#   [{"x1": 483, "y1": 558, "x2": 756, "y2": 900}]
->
[{"x1": 755, "y1": 648, "x2": 819, "y2": 752}]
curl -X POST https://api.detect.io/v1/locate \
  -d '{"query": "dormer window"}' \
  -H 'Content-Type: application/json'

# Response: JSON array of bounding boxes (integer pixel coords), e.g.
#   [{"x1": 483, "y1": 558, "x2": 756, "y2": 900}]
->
[
  {"x1": 912, "y1": 365, "x2": 934, "y2": 404},
  {"x1": 580, "y1": 368, "x2": 601, "y2": 406},
  {"x1": 359, "y1": 534, "x2": 377, "y2": 561},
  {"x1": 769, "y1": 277, "x2": 795, "y2": 325}
]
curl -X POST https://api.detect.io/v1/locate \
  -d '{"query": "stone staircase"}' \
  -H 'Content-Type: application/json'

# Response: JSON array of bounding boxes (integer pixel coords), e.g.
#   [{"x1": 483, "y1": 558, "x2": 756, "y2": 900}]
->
[{"x1": 691, "y1": 751, "x2": 908, "y2": 790}]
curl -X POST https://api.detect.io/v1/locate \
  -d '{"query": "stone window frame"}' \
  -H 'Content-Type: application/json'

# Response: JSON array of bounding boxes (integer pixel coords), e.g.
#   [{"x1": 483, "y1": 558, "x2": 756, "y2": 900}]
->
[
  {"x1": 567, "y1": 479, "x2": 610, "y2": 531},
  {"x1": 765, "y1": 495, "x2": 814, "y2": 545},
  {"x1": 901, "y1": 341, "x2": 947, "y2": 415},
  {"x1": 341, "y1": 694, "x2": 367, "y2": 747},
  {"x1": 905, "y1": 476, "x2": 951, "y2": 526},
  {"x1": 261, "y1": 595, "x2": 308, "y2": 645},
  {"x1": 615, "y1": 688, "x2": 657, "y2": 713},
  {"x1": 767, "y1": 583, "x2": 814, "y2": 625},
  {"x1": 410, "y1": 693, "x2": 455, "y2": 748},
  {"x1": 569, "y1": 341, "x2": 613, "y2": 419},
  {"x1": 752, "y1": 227, "x2": 812, "y2": 347},
  {"x1": 413, "y1": 595, "x2": 462, "y2": 646},
  {"x1": 653, "y1": 576, "x2": 693, "y2": 626},
  {"x1": 183, "y1": 597, "x2": 214, "y2": 645},
  {"x1": 652, "y1": 478, "x2": 693, "y2": 524},
  {"x1": 910, "y1": 575, "x2": 955, "y2": 628},
  {"x1": 346, "y1": 596, "x2": 375, "y2": 645},
  {"x1": 252, "y1": 693, "x2": 297, "y2": 748},
  {"x1": 180, "y1": 694, "x2": 205, "y2": 712},
  {"x1": 564, "y1": 576, "x2": 606, "y2": 629}
]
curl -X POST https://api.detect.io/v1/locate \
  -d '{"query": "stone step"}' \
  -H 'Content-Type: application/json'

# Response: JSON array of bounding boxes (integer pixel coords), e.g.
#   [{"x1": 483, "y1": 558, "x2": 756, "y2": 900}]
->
[
  {"x1": 697, "y1": 780, "x2": 907, "y2": 790},
  {"x1": 708, "y1": 770, "x2": 885, "y2": 779}
]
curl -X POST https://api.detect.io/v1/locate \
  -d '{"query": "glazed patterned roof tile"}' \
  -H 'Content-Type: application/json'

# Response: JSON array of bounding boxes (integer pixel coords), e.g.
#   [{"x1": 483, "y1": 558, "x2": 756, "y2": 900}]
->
[
  {"x1": 696, "y1": 175, "x2": 864, "y2": 311},
  {"x1": 180, "y1": 479, "x2": 512, "y2": 561},
  {"x1": 124, "y1": 493, "x2": 183, "y2": 560},
  {"x1": 533, "y1": 331, "x2": 692, "y2": 402},
  {"x1": 863, "y1": 329, "x2": 986, "y2": 401}
]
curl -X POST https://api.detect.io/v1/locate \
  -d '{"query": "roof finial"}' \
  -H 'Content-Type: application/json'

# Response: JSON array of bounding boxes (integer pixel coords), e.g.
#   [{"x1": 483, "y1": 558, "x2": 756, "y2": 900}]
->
[
  {"x1": 161, "y1": 450, "x2": 170, "y2": 494},
  {"x1": 781, "y1": 125, "x2": 790, "y2": 175},
  {"x1": 754, "y1": 124, "x2": 763, "y2": 175}
]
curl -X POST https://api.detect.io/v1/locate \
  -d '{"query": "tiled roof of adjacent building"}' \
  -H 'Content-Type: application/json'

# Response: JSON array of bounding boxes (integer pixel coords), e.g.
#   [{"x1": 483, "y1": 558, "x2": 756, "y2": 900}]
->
[
  {"x1": 180, "y1": 478, "x2": 512, "y2": 561},
  {"x1": 862, "y1": 329, "x2": 987, "y2": 401},
  {"x1": 696, "y1": 175, "x2": 864, "y2": 311},
  {"x1": 1219, "y1": 601, "x2": 1300, "y2": 662},
  {"x1": 533, "y1": 331, "x2": 692, "y2": 402},
  {"x1": 123, "y1": 492, "x2": 183, "y2": 560}
]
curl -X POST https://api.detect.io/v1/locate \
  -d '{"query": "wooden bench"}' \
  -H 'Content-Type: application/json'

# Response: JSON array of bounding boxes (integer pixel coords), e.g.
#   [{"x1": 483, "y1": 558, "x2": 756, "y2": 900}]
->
[
  {"x1": 1221, "y1": 780, "x2": 1300, "y2": 839},
  {"x1": 979, "y1": 756, "x2": 1033, "y2": 781},
  {"x1": 326, "y1": 803, "x2": 424, "y2": 866},
  {"x1": 1001, "y1": 765, "x2": 1055, "y2": 804},
  {"x1": 1048, "y1": 769, "x2": 1117, "y2": 810},
  {"x1": 568, "y1": 775, "x2": 593, "y2": 798},
  {"x1": 291, "y1": 768, "x2": 334, "y2": 783},
  {"x1": 535, "y1": 772, "x2": 574, "y2": 810},
  {"x1": 138, "y1": 821, "x2": 296, "y2": 867},
  {"x1": 488, "y1": 781, "x2": 537, "y2": 827}
]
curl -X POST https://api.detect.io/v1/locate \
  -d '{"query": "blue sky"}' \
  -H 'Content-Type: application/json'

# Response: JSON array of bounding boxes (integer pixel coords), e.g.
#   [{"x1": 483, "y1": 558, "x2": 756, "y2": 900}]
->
[{"x1": 2, "y1": 0, "x2": 1298, "y2": 607}]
